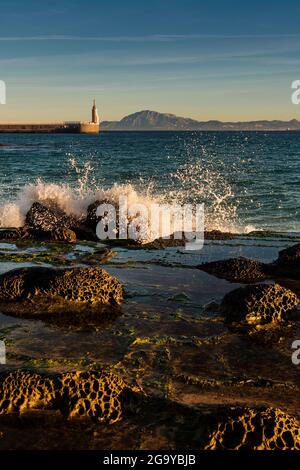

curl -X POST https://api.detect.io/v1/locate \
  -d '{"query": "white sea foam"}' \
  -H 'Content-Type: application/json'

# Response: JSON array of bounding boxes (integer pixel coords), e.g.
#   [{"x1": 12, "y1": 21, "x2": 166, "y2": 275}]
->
[
  {"x1": 0, "y1": 180, "x2": 161, "y2": 228},
  {"x1": 0, "y1": 158, "x2": 256, "y2": 234}
]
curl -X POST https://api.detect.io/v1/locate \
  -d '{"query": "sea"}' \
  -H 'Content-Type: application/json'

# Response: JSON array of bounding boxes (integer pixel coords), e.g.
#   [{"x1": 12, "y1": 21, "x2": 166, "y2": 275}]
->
[{"x1": 0, "y1": 130, "x2": 299, "y2": 233}]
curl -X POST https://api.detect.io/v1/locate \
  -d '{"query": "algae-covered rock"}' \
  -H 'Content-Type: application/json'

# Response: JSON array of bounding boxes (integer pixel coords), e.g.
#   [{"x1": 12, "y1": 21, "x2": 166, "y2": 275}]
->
[
  {"x1": 220, "y1": 283, "x2": 299, "y2": 325},
  {"x1": 204, "y1": 406, "x2": 300, "y2": 450},
  {"x1": 0, "y1": 266, "x2": 123, "y2": 305},
  {"x1": 198, "y1": 257, "x2": 267, "y2": 283}
]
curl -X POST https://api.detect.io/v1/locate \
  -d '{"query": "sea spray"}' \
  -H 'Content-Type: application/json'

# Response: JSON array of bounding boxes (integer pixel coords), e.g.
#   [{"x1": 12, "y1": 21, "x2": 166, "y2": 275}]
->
[
  {"x1": 0, "y1": 155, "x2": 253, "y2": 233},
  {"x1": 168, "y1": 159, "x2": 238, "y2": 232}
]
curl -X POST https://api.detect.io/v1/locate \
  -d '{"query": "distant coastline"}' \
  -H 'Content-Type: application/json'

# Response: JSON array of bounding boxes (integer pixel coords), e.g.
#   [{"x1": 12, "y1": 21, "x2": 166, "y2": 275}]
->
[
  {"x1": 1, "y1": 109, "x2": 300, "y2": 133},
  {"x1": 101, "y1": 110, "x2": 300, "y2": 132}
]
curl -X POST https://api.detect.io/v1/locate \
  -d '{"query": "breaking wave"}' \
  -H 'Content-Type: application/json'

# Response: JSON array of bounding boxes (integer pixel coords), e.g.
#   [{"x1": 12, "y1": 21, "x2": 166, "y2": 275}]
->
[{"x1": 0, "y1": 157, "x2": 256, "y2": 234}]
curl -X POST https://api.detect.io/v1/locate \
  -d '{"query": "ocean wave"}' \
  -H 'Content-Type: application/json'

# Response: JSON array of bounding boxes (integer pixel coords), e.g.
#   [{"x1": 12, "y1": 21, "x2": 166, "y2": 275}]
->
[{"x1": 0, "y1": 158, "x2": 255, "y2": 234}]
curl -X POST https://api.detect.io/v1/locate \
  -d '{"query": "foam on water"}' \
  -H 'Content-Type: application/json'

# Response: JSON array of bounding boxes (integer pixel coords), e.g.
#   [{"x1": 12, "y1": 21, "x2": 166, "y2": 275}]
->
[{"x1": 0, "y1": 157, "x2": 255, "y2": 234}]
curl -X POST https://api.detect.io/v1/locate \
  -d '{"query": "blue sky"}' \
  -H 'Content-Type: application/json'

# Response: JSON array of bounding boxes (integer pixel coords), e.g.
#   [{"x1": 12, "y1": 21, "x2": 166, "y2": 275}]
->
[{"x1": 1, "y1": 0, "x2": 300, "y2": 121}]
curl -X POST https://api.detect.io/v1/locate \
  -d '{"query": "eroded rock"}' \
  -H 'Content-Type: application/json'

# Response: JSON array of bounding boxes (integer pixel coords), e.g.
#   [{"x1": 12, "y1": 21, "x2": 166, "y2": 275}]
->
[
  {"x1": 198, "y1": 257, "x2": 268, "y2": 283},
  {"x1": 205, "y1": 407, "x2": 300, "y2": 450},
  {"x1": 25, "y1": 202, "x2": 78, "y2": 233},
  {"x1": 0, "y1": 370, "x2": 138, "y2": 424},
  {"x1": 270, "y1": 243, "x2": 300, "y2": 279},
  {"x1": 0, "y1": 266, "x2": 123, "y2": 305},
  {"x1": 221, "y1": 283, "x2": 299, "y2": 325},
  {"x1": 277, "y1": 243, "x2": 300, "y2": 264}
]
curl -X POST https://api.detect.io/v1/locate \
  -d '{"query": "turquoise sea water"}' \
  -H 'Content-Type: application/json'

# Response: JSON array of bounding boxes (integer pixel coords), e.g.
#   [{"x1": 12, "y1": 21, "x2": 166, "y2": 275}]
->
[{"x1": 0, "y1": 131, "x2": 299, "y2": 232}]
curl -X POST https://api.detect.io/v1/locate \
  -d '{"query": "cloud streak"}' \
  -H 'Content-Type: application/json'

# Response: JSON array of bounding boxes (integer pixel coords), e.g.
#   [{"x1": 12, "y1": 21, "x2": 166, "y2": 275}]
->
[{"x1": 1, "y1": 33, "x2": 300, "y2": 42}]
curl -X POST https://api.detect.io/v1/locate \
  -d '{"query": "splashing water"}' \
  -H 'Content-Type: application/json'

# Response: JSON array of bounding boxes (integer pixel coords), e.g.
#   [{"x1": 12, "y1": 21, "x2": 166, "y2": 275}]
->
[
  {"x1": 68, "y1": 157, "x2": 97, "y2": 196},
  {"x1": 0, "y1": 158, "x2": 161, "y2": 228},
  {"x1": 167, "y1": 160, "x2": 239, "y2": 232},
  {"x1": 0, "y1": 153, "x2": 253, "y2": 233}
]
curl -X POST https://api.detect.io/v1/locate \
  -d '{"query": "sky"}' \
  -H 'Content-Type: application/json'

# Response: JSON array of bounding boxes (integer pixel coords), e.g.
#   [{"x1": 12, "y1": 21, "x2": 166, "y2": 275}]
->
[{"x1": 0, "y1": 0, "x2": 300, "y2": 122}]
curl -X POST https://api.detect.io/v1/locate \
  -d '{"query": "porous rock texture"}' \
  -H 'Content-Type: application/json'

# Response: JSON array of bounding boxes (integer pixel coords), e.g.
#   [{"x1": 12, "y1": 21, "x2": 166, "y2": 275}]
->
[
  {"x1": 0, "y1": 266, "x2": 123, "y2": 305},
  {"x1": 220, "y1": 283, "x2": 299, "y2": 325},
  {"x1": 22, "y1": 201, "x2": 78, "y2": 242},
  {"x1": 0, "y1": 370, "x2": 137, "y2": 424},
  {"x1": 25, "y1": 202, "x2": 78, "y2": 233},
  {"x1": 205, "y1": 407, "x2": 300, "y2": 450},
  {"x1": 198, "y1": 257, "x2": 267, "y2": 283}
]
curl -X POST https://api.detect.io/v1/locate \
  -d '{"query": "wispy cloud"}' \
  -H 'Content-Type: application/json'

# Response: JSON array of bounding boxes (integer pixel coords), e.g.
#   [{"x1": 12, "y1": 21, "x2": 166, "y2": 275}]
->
[{"x1": 1, "y1": 33, "x2": 300, "y2": 42}]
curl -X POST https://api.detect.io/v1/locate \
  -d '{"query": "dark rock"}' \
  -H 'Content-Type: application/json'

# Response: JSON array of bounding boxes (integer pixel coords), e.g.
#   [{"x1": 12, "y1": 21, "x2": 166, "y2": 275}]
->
[
  {"x1": 0, "y1": 266, "x2": 123, "y2": 305},
  {"x1": 50, "y1": 227, "x2": 77, "y2": 243},
  {"x1": 85, "y1": 200, "x2": 110, "y2": 230},
  {"x1": 0, "y1": 228, "x2": 24, "y2": 240},
  {"x1": 198, "y1": 257, "x2": 268, "y2": 283},
  {"x1": 221, "y1": 283, "x2": 299, "y2": 325},
  {"x1": 204, "y1": 230, "x2": 236, "y2": 240},
  {"x1": 269, "y1": 243, "x2": 300, "y2": 279},
  {"x1": 74, "y1": 224, "x2": 98, "y2": 241},
  {"x1": 25, "y1": 202, "x2": 78, "y2": 233},
  {"x1": 85, "y1": 200, "x2": 148, "y2": 243},
  {"x1": 277, "y1": 243, "x2": 300, "y2": 264}
]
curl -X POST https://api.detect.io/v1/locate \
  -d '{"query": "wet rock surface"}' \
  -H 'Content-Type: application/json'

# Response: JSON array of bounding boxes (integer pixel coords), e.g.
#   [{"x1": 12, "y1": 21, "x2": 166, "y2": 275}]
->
[
  {"x1": 50, "y1": 227, "x2": 77, "y2": 243},
  {"x1": 203, "y1": 406, "x2": 300, "y2": 450},
  {"x1": 221, "y1": 283, "x2": 299, "y2": 325},
  {"x1": 25, "y1": 202, "x2": 78, "y2": 234},
  {"x1": 198, "y1": 243, "x2": 300, "y2": 283},
  {"x1": 0, "y1": 369, "x2": 300, "y2": 450},
  {"x1": 0, "y1": 266, "x2": 123, "y2": 322},
  {"x1": 269, "y1": 243, "x2": 300, "y2": 279},
  {"x1": 0, "y1": 374, "x2": 299, "y2": 450},
  {"x1": 277, "y1": 243, "x2": 300, "y2": 264},
  {"x1": 0, "y1": 233, "x2": 299, "y2": 449},
  {"x1": 198, "y1": 257, "x2": 268, "y2": 283},
  {"x1": 0, "y1": 370, "x2": 139, "y2": 424}
]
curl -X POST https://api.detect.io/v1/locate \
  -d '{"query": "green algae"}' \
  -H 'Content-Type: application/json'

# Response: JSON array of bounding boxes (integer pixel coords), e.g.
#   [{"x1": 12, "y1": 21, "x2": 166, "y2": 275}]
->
[{"x1": 0, "y1": 241, "x2": 114, "y2": 267}]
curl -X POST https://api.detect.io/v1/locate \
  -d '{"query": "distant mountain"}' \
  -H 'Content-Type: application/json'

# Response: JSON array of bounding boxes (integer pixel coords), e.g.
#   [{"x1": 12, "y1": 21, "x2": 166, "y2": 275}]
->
[{"x1": 101, "y1": 110, "x2": 300, "y2": 131}]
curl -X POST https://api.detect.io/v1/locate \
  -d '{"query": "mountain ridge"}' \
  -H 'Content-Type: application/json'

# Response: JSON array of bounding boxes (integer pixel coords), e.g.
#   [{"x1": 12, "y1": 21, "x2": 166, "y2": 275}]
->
[{"x1": 101, "y1": 110, "x2": 300, "y2": 131}]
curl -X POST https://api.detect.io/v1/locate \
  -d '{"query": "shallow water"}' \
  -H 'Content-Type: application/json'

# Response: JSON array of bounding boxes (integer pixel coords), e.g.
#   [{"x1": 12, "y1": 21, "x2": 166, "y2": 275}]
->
[
  {"x1": 0, "y1": 232, "x2": 299, "y2": 448},
  {"x1": 0, "y1": 235, "x2": 298, "y2": 384}
]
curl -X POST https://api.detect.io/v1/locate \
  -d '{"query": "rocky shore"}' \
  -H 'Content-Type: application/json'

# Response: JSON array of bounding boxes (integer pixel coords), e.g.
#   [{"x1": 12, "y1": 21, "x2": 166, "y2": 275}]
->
[{"x1": 0, "y1": 201, "x2": 299, "y2": 449}]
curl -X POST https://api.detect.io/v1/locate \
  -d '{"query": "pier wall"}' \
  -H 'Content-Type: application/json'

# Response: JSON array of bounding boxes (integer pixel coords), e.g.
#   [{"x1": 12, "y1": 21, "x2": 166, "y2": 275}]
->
[{"x1": 0, "y1": 122, "x2": 99, "y2": 134}]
